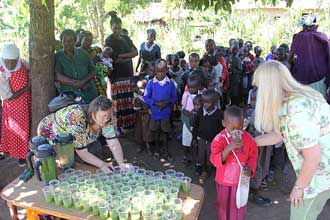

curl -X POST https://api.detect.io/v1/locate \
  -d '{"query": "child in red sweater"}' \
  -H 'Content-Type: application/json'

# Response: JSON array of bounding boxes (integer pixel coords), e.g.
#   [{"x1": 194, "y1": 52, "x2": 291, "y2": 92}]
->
[{"x1": 210, "y1": 106, "x2": 258, "y2": 220}]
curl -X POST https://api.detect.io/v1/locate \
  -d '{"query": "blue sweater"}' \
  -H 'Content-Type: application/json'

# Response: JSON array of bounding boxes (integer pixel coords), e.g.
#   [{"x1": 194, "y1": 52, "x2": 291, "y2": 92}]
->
[{"x1": 143, "y1": 79, "x2": 178, "y2": 120}]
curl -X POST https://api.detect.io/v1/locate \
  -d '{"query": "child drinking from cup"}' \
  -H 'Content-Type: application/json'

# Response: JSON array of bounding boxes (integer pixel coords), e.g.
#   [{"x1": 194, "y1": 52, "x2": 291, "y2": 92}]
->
[{"x1": 210, "y1": 106, "x2": 258, "y2": 220}]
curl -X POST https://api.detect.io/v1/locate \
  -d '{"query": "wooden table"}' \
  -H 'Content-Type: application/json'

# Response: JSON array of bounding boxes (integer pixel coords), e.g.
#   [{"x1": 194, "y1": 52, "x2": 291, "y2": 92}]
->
[{"x1": 1, "y1": 164, "x2": 205, "y2": 220}]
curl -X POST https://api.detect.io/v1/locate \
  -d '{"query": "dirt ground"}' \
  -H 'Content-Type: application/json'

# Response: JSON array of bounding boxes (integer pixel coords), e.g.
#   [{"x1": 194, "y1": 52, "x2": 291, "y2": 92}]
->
[{"x1": 1, "y1": 131, "x2": 329, "y2": 220}]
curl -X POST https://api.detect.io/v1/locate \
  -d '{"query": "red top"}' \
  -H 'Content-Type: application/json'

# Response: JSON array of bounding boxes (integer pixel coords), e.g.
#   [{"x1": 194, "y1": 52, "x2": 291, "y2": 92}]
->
[
  {"x1": 210, "y1": 129, "x2": 258, "y2": 186},
  {"x1": 219, "y1": 56, "x2": 229, "y2": 91}
]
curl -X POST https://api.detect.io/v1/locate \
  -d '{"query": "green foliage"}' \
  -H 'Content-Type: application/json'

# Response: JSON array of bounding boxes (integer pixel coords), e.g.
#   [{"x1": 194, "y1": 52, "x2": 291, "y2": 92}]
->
[
  {"x1": 183, "y1": 0, "x2": 294, "y2": 12},
  {"x1": 1, "y1": 0, "x2": 329, "y2": 63},
  {"x1": 55, "y1": 1, "x2": 88, "y2": 31},
  {"x1": 0, "y1": 0, "x2": 30, "y2": 57}
]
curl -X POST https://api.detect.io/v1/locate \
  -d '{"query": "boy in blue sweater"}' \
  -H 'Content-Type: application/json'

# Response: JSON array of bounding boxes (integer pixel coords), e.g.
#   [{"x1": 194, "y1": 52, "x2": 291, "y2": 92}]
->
[{"x1": 143, "y1": 58, "x2": 178, "y2": 161}]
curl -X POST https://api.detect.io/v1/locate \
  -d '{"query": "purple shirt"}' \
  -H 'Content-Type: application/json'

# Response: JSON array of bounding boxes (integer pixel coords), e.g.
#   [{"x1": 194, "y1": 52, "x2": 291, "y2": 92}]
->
[{"x1": 289, "y1": 27, "x2": 330, "y2": 85}]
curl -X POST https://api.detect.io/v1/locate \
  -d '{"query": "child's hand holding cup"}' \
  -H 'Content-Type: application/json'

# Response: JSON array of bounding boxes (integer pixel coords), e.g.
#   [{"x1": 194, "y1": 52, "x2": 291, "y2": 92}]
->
[{"x1": 231, "y1": 130, "x2": 243, "y2": 152}]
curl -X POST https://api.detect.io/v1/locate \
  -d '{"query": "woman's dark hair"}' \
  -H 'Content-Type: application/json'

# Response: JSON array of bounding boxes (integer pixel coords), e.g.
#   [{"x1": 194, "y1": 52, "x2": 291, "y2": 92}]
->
[
  {"x1": 87, "y1": 96, "x2": 112, "y2": 124},
  {"x1": 60, "y1": 29, "x2": 76, "y2": 42},
  {"x1": 109, "y1": 11, "x2": 122, "y2": 26}
]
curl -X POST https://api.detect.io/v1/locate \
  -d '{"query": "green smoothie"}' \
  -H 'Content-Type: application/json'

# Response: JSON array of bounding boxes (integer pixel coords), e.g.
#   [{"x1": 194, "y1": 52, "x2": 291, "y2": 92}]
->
[
  {"x1": 63, "y1": 197, "x2": 73, "y2": 208},
  {"x1": 99, "y1": 208, "x2": 108, "y2": 219},
  {"x1": 92, "y1": 204, "x2": 99, "y2": 216},
  {"x1": 45, "y1": 194, "x2": 54, "y2": 203},
  {"x1": 54, "y1": 194, "x2": 63, "y2": 206}
]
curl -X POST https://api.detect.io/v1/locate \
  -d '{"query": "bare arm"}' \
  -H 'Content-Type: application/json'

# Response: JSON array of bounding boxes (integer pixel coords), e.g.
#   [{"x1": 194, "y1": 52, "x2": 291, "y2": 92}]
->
[
  {"x1": 136, "y1": 55, "x2": 142, "y2": 72},
  {"x1": 106, "y1": 138, "x2": 124, "y2": 165},
  {"x1": 55, "y1": 72, "x2": 78, "y2": 87},
  {"x1": 75, "y1": 148, "x2": 109, "y2": 168},
  {"x1": 290, "y1": 145, "x2": 321, "y2": 208},
  {"x1": 254, "y1": 132, "x2": 283, "y2": 146},
  {"x1": 118, "y1": 47, "x2": 138, "y2": 59},
  {"x1": 55, "y1": 72, "x2": 95, "y2": 89},
  {"x1": 295, "y1": 145, "x2": 321, "y2": 188}
]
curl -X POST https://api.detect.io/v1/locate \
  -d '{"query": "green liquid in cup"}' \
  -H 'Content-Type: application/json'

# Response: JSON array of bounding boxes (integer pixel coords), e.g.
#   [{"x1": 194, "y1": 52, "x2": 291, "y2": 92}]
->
[
  {"x1": 99, "y1": 209, "x2": 108, "y2": 219},
  {"x1": 118, "y1": 207, "x2": 129, "y2": 220},
  {"x1": 63, "y1": 198, "x2": 73, "y2": 208},
  {"x1": 45, "y1": 194, "x2": 54, "y2": 203},
  {"x1": 83, "y1": 203, "x2": 92, "y2": 212},
  {"x1": 130, "y1": 212, "x2": 140, "y2": 220},
  {"x1": 110, "y1": 211, "x2": 119, "y2": 220},
  {"x1": 54, "y1": 194, "x2": 63, "y2": 206},
  {"x1": 182, "y1": 184, "x2": 190, "y2": 193},
  {"x1": 74, "y1": 201, "x2": 83, "y2": 209},
  {"x1": 92, "y1": 205, "x2": 99, "y2": 216}
]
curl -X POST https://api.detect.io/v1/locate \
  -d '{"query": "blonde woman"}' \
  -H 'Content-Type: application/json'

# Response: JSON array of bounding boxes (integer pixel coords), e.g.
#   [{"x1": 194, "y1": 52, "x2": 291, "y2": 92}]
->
[{"x1": 253, "y1": 60, "x2": 330, "y2": 220}]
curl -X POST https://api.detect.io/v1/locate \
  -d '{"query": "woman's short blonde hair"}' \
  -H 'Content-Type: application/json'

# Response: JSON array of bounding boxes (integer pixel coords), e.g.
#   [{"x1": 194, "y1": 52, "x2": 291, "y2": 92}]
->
[{"x1": 253, "y1": 60, "x2": 324, "y2": 133}]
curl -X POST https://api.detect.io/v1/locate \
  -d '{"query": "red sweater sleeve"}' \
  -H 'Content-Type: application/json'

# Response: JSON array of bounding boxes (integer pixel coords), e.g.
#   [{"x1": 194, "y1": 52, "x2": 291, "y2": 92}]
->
[
  {"x1": 219, "y1": 56, "x2": 229, "y2": 91},
  {"x1": 210, "y1": 133, "x2": 227, "y2": 168},
  {"x1": 245, "y1": 134, "x2": 258, "y2": 177}
]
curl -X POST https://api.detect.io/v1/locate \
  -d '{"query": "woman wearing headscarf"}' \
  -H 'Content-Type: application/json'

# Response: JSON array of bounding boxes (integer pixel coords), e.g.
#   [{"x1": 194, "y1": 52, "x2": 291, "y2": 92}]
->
[
  {"x1": 105, "y1": 11, "x2": 138, "y2": 133},
  {"x1": 288, "y1": 14, "x2": 330, "y2": 96},
  {"x1": 136, "y1": 28, "x2": 161, "y2": 73},
  {"x1": 0, "y1": 43, "x2": 31, "y2": 166}
]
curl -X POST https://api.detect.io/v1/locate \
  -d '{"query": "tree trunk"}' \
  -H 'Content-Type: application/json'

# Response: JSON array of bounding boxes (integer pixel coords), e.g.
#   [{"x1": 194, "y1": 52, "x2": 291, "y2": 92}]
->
[
  {"x1": 96, "y1": 0, "x2": 106, "y2": 46},
  {"x1": 29, "y1": 0, "x2": 56, "y2": 135},
  {"x1": 90, "y1": 1, "x2": 100, "y2": 40}
]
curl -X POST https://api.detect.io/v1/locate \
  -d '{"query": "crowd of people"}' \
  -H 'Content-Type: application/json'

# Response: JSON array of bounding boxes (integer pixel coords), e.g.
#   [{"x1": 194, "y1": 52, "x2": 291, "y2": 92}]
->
[{"x1": 0, "y1": 12, "x2": 330, "y2": 220}]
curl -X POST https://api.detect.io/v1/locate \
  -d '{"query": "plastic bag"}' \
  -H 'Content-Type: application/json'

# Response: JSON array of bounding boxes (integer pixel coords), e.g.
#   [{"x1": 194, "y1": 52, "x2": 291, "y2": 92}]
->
[
  {"x1": 236, "y1": 166, "x2": 250, "y2": 208},
  {"x1": 48, "y1": 91, "x2": 82, "y2": 113}
]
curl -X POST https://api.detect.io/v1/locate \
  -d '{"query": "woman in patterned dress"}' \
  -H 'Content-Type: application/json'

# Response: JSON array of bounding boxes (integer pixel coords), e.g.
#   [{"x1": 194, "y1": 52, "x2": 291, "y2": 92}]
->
[
  {"x1": 0, "y1": 43, "x2": 31, "y2": 166},
  {"x1": 253, "y1": 61, "x2": 330, "y2": 220},
  {"x1": 105, "y1": 11, "x2": 138, "y2": 134},
  {"x1": 37, "y1": 96, "x2": 124, "y2": 173}
]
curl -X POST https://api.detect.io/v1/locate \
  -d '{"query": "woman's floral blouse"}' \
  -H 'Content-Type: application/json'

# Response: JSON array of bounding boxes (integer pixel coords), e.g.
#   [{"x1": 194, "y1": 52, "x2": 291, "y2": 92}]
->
[
  {"x1": 280, "y1": 96, "x2": 330, "y2": 199},
  {"x1": 38, "y1": 104, "x2": 116, "y2": 149}
]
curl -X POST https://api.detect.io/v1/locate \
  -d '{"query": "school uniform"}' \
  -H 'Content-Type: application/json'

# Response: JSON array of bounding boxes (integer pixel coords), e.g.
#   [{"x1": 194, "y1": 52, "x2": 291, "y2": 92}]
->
[
  {"x1": 192, "y1": 107, "x2": 223, "y2": 171},
  {"x1": 143, "y1": 77, "x2": 178, "y2": 153}
]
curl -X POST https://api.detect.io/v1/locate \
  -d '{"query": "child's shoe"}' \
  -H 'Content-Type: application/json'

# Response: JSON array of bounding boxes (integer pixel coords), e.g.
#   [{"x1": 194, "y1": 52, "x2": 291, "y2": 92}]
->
[
  {"x1": 163, "y1": 153, "x2": 174, "y2": 162},
  {"x1": 195, "y1": 164, "x2": 202, "y2": 176},
  {"x1": 153, "y1": 152, "x2": 160, "y2": 160},
  {"x1": 199, "y1": 171, "x2": 209, "y2": 185}
]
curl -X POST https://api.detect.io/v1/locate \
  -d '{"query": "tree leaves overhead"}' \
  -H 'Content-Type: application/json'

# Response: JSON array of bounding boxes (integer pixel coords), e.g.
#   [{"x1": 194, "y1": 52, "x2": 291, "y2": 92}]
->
[{"x1": 183, "y1": 0, "x2": 293, "y2": 13}]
